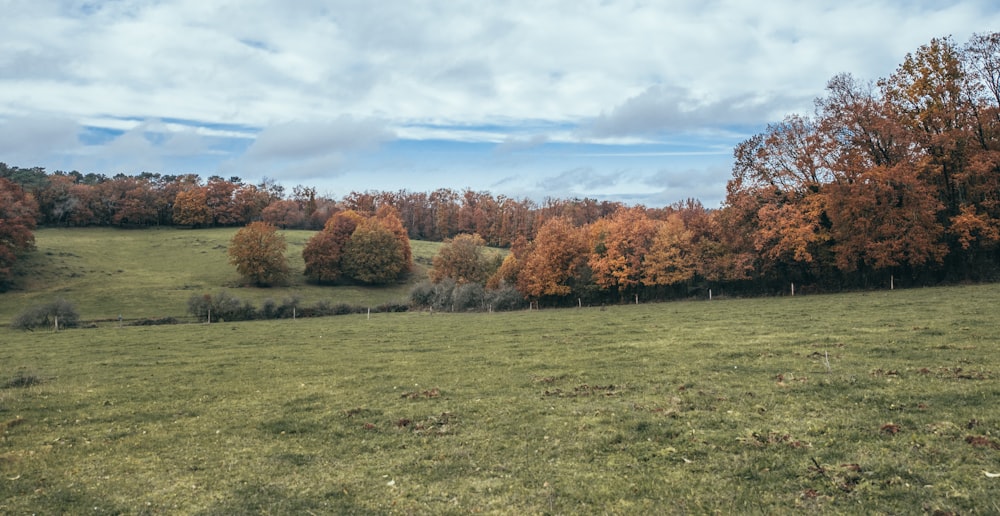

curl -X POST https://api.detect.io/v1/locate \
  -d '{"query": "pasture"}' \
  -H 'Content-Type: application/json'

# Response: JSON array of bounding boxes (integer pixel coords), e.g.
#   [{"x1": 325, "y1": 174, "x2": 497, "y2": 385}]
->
[
  {"x1": 3, "y1": 284, "x2": 1000, "y2": 513},
  {"x1": 1, "y1": 227, "x2": 443, "y2": 323}
]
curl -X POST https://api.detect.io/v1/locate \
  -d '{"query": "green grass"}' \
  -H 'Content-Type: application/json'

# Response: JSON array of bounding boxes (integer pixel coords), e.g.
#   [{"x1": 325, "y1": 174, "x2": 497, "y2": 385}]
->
[
  {"x1": 1, "y1": 227, "x2": 442, "y2": 323},
  {"x1": 3, "y1": 284, "x2": 1000, "y2": 513}
]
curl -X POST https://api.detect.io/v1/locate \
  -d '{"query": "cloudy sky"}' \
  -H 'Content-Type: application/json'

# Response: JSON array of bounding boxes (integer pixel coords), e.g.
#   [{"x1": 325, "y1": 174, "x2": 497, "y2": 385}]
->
[{"x1": 2, "y1": 1, "x2": 998, "y2": 206}]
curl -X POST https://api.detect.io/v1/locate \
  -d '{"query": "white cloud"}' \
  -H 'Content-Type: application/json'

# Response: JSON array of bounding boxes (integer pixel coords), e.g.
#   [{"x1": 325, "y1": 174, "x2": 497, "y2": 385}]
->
[
  {"x1": 245, "y1": 117, "x2": 393, "y2": 160},
  {"x1": 495, "y1": 134, "x2": 550, "y2": 154},
  {"x1": 6, "y1": 0, "x2": 997, "y2": 130},
  {"x1": 229, "y1": 116, "x2": 394, "y2": 182},
  {"x1": 0, "y1": 116, "x2": 80, "y2": 163},
  {"x1": 3, "y1": 0, "x2": 1000, "y2": 203}
]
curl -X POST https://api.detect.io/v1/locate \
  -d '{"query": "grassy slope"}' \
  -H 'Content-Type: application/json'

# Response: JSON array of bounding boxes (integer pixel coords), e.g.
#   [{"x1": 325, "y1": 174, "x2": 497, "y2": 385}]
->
[
  {"x1": 3, "y1": 285, "x2": 1000, "y2": 513},
  {"x1": 0, "y1": 227, "x2": 442, "y2": 323}
]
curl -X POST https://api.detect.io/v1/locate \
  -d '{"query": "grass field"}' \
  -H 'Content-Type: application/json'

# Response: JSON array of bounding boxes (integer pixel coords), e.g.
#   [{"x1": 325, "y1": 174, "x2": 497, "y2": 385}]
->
[
  {"x1": 3, "y1": 283, "x2": 1000, "y2": 513},
  {"x1": 1, "y1": 227, "x2": 444, "y2": 323}
]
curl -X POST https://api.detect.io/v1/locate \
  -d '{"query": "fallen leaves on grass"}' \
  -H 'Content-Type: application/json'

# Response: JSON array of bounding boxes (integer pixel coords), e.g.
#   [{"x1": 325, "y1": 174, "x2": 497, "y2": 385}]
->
[
  {"x1": 965, "y1": 435, "x2": 1000, "y2": 450},
  {"x1": 880, "y1": 423, "x2": 901, "y2": 435},
  {"x1": 917, "y1": 367, "x2": 991, "y2": 380},
  {"x1": 543, "y1": 384, "x2": 622, "y2": 397},
  {"x1": 401, "y1": 388, "x2": 441, "y2": 399},
  {"x1": 392, "y1": 412, "x2": 456, "y2": 435},
  {"x1": 740, "y1": 431, "x2": 809, "y2": 448}
]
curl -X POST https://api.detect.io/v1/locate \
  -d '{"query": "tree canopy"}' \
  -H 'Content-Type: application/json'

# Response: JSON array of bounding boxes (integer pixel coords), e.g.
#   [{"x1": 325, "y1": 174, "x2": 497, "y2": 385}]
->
[
  {"x1": 0, "y1": 177, "x2": 39, "y2": 289},
  {"x1": 228, "y1": 221, "x2": 289, "y2": 287}
]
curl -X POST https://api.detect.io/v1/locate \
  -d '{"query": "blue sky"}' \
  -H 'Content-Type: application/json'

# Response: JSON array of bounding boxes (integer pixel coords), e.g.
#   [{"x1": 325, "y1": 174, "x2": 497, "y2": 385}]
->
[{"x1": 2, "y1": 1, "x2": 999, "y2": 207}]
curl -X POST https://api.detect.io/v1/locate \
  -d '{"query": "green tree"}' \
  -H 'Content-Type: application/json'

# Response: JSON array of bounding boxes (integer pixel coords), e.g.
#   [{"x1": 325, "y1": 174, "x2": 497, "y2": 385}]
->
[{"x1": 228, "y1": 221, "x2": 289, "y2": 286}]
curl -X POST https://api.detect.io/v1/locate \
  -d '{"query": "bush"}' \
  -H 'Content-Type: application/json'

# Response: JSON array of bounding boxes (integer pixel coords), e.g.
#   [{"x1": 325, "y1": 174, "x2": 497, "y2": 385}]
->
[
  {"x1": 187, "y1": 291, "x2": 255, "y2": 322},
  {"x1": 431, "y1": 278, "x2": 457, "y2": 311},
  {"x1": 129, "y1": 317, "x2": 179, "y2": 326},
  {"x1": 377, "y1": 301, "x2": 409, "y2": 313},
  {"x1": 3, "y1": 371, "x2": 42, "y2": 389},
  {"x1": 11, "y1": 298, "x2": 80, "y2": 330},
  {"x1": 486, "y1": 284, "x2": 527, "y2": 312},
  {"x1": 331, "y1": 303, "x2": 357, "y2": 315},
  {"x1": 274, "y1": 295, "x2": 302, "y2": 319},
  {"x1": 409, "y1": 280, "x2": 436, "y2": 307},
  {"x1": 260, "y1": 298, "x2": 278, "y2": 319},
  {"x1": 453, "y1": 283, "x2": 485, "y2": 311},
  {"x1": 308, "y1": 299, "x2": 334, "y2": 317},
  {"x1": 410, "y1": 279, "x2": 523, "y2": 312}
]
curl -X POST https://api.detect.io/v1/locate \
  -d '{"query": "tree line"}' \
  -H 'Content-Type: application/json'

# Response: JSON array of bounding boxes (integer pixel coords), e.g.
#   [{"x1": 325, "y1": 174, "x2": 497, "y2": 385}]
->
[{"x1": 3, "y1": 33, "x2": 1000, "y2": 301}]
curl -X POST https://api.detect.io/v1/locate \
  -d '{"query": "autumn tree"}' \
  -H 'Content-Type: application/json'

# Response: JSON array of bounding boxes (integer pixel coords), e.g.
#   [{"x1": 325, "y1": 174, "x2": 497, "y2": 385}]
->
[
  {"x1": 113, "y1": 177, "x2": 160, "y2": 226},
  {"x1": 173, "y1": 187, "x2": 210, "y2": 226},
  {"x1": 228, "y1": 221, "x2": 289, "y2": 287},
  {"x1": 0, "y1": 178, "x2": 40, "y2": 288},
  {"x1": 516, "y1": 217, "x2": 590, "y2": 302},
  {"x1": 34, "y1": 173, "x2": 76, "y2": 225},
  {"x1": 261, "y1": 199, "x2": 306, "y2": 229},
  {"x1": 826, "y1": 163, "x2": 946, "y2": 273},
  {"x1": 341, "y1": 218, "x2": 409, "y2": 284},
  {"x1": 587, "y1": 207, "x2": 660, "y2": 298},
  {"x1": 729, "y1": 115, "x2": 833, "y2": 270},
  {"x1": 376, "y1": 205, "x2": 413, "y2": 274},
  {"x1": 303, "y1": 210, "x2": 364, "y2": 283},
  {"x1": 643, "y1": 212, "x2": 698, "y2": 288},
  {"x1": 430, "y1": 233, "x2": 494, "y2": 285},
  {"x1": 232, "y1": 184, "x2": 272, "y2": 224}
]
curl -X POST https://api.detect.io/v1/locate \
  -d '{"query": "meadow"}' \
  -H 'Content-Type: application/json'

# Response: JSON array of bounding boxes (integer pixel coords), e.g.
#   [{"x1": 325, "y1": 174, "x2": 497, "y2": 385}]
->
[
  {"x1": 3, "y1": 278, "x2": 1000, "y2": 513},
  {"x1": 0, "y1": 227, "x2": 444, "y2": 323}
]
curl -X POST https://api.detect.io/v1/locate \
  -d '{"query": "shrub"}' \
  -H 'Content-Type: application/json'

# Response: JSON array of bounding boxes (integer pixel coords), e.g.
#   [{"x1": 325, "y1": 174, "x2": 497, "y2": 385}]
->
[
  {"x1": 377, "y1": 301, "x2": 409, "y2": 313},
  {"x1": 409, "y1": 280, "x2": 436, "y2": 307},
  {"x1": 486, "y1": 284, "x2": 527, "y2": 312},
  {"x1": 431, "y1": 278, "x2": 457, "y2": 311},
  {"x1": 453, "y1": 283, "x2": 486, "y2": 311},
  {"x1": 129, "y1": 317, "x2": 179, "y2": 326},
  {"x1": 411, "y1": 278, "x2": 523, "y2": 312},
  {"x1": 331, "y1": 303, "x2": 357, "y2": 315},
  {"x1": 11, "y1": 298, "x2": 79, "y2": 330},
  {"x1": 309, "y1": 299, "x2": 334, "y2": 317},
  {"x1": 3, "y1": 371, "x2": 42, "y2": 389},
  {"x1": 260, "y1": 298, "x2": 278, "y2": 319},
  {"x1": 187, "y1": 291, "x2": 255, "y2": 322},
  {"x1": 275, "y1": 295, "x2": 302, "y2": 318}
]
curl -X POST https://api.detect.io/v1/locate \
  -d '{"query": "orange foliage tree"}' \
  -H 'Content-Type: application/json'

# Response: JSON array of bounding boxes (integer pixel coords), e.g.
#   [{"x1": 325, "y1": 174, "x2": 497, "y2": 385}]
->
[
  {"x1": 172, "y1": 188, "x2": 210, "y2": 227},
  {"x1": 0, "y1": 177, "x2": 39, "y2": 288},
  {"x1": 342, "y1": 218, "x2": 410, "y2": 284},
  {"x1": 303, "y1": 209, "x2": 411, "y2": 285},
  {"x1": 430, "y1": 233, "x2": 492, "y2": 285},
  {"x1": 642, "y1": 213, "x2": 698, "y2": 288},
  {"x1": 303, "y1": 210, "x2": 364, "y2": 283},
  {"x1": 517, "y1": 217, "x2": 590, "y2": 302},
  {"x1": 227, "y1": 221, "x2": 289, "y2": 286},
  {"x1": 587, "y1": 207, "x2": 660, "y2": 298},
  {"x1": 376, "y1": 205, "x2": 413, "y2": 274}
]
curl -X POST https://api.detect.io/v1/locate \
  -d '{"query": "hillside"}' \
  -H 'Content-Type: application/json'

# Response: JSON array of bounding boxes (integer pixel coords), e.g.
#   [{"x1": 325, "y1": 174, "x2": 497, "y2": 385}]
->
[{"x1": 0, "y1": 227, "x2": 444, "y2": 324}]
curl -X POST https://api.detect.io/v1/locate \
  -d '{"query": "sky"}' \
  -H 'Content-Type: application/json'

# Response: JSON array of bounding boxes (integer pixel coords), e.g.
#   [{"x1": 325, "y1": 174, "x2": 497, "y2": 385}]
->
[{"x1": 2, "y1": 1, "x2": 999, "y2": 207}]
